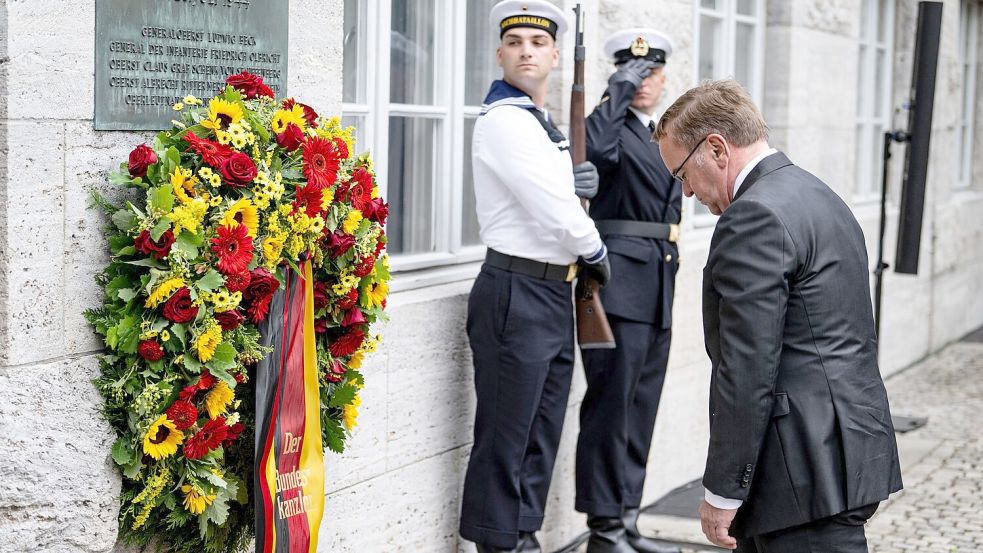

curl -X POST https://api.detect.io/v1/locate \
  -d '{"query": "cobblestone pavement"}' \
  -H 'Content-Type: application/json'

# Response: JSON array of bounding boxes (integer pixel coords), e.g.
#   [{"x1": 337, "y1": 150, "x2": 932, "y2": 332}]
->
[
  {"x1": 634, "y1": 340, "x2": 983, "y2": 553},
  {"x1": 865, "y1": 341, "x2": 983, "y2": 553}
]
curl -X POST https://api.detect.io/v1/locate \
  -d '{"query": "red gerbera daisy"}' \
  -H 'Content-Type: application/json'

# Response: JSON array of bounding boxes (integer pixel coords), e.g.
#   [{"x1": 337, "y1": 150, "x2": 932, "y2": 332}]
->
[
  {"x1": 302, "y1": 136, "x2": 342, "y2": 187},
  {"x1": 138, "y1": 339, "x2": 165, "y2": 361},
  {"x1": 282, "y1": 98, "x2": 319, "y2": 128},
  {"x1": 294, "y1": 183, "x2": 327, "y2": 218},
  {"x1": 210, "y1": 224, "x2": 254, "y2": 275},
  {"x1": 224, "y1": 270, "x2": 251, "y2": 293},
  {"x1": 347, "y1": 167, "x2": 374, "y2": 212},
  {"x1": 184, "y1": 417, "x2": 230, "y2": 459},
  {"x1": 166, "y1": 400, "x2": 199, "y2": 431},
  {"x1": 184, "y1": 131, "x2": 236, "y2": 167},
  {"x1": 329, "y1": 327, "x2": 366, "y2": 358}
]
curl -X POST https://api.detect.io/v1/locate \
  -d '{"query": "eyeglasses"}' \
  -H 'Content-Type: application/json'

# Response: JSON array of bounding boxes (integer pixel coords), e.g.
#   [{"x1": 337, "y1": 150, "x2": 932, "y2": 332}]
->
[{"x1": 671, "y1": 136, "x2": 708, "y2": 184}]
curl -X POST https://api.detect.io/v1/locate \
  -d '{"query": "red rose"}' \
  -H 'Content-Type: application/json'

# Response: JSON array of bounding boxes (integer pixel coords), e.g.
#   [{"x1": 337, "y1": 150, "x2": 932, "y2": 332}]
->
[
  {"x1": 327, "y1": 231, "x2": 355, "y2": 258},
  {"x1": 329, "y1": 327, "x2": 366, "y2": 357},
  {"x1": 338, "y1": 288, "x2": 359, "y2": 310},
  {"x1": 166, "y1": 400, "x2": 198, "y2": 431},
  {"x1": 282, "y1": 98, "x2": 319, "y2": 128},
  {"x1": 314, "y1": 318, "x2": 329, "y2": 334},
  {"x1": 215, "y1": 309, "x2": 245, "y2": 331},
  {"x1": 162, "y1": 287, "x2": 199, "y2": 323},
  {"x1": 244, "y1": 268, "x2": 279, "y2": 324},
  {"x1": 223, "y1": 422, "x2": 244, "y2": 448},
  {"x1": 313, "y1": 282, "x2": 329, "y2": 311},
  {"x1": 276, "y1": 122, "x2": 305, "y2": 152},
  {"x1": 342, "y1": 307, "x2": 367, "y2": 327},
  {"x1": 138, "y1": 339, "x2": 165, "y2": 361},
  {"x1": 365, "y1": 197, "x2": 389, "y2": 225},
  {"x1": 134, "y1": 229, "x2": 175, "y2": 260},
  {"x1": 128, "y1": 144, "x2": 157, "y2": 178},
  {"x1": 226, "y1": 71, "x2": 274, "y2": 99},
  {"x1": 374, "y1": 231, "x2": 388, "y2": 256},
  {"x1": 325, "y1": 359, "x2": 346, "y2": 383},
  {"x1": 224, "y1": 271, "x2": 251, "y2": 293},
  {"x1": 220, "y1": 152, "x2": 258, "y2": 188}
]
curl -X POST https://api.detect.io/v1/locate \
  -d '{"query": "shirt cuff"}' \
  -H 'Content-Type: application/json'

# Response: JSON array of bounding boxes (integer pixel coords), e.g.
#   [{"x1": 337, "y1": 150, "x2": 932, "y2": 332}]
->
[
  {"x1": 704, "y1": 489, "x2": 743, "y2": 510},
  {"x1": 583, "y1": 243, "x2": 607, "y2": 264}
]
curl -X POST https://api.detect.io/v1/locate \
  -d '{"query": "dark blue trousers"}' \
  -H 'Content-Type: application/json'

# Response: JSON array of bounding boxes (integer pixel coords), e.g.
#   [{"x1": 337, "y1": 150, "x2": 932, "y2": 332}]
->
[
  {"x1": 575, "y1": 316, "x2": 671, "y2": 517},
  {"x1": 460, "y1": 265, "x2": 575, "y2": 549}
]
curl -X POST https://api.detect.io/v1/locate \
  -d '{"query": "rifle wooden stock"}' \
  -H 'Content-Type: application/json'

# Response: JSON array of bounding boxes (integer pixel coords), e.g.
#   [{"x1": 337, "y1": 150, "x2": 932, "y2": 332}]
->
[{"x1": 570, "y1": 4, "x2": 616, "y2": 350}]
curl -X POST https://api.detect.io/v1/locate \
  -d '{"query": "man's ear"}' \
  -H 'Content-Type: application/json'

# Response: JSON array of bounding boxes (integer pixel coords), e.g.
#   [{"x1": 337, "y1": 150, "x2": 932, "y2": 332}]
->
[
  {"x1": 496, "y1": 46, "x2": 503, "y2": 68},
  {"x1": 707, "y1": 134, "x2": 728, "y2": 167}
]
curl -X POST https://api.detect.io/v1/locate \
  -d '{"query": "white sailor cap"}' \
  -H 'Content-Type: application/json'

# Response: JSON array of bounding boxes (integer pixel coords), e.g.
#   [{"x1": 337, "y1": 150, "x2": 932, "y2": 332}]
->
[
  {"x1": 603, "y1": 29, "x2": 674, "y2": 66},
  {"x1": 490, "y1": 0, "x2": 568, "y2": 40}
]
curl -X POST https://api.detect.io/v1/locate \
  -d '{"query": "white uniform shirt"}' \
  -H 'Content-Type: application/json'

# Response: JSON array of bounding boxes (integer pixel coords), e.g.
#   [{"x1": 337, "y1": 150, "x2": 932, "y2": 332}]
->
[{"x1": 472, "y1": 105, "x2": 604, "y2": 265}]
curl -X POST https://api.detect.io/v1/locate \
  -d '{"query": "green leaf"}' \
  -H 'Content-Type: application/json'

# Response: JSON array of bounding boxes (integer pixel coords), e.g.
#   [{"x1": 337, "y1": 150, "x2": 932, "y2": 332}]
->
[
  {"x1": 184, "y1": 354, "x2": 203, "y2": 373},
  {"x1": 328, "y1": 384, "x2": 358, "y2": 409},
  {"x1": 125, "y1": 258, "x2": 166, "y2": 269},
  {"x1": 281, "y1": 168, "x2": 303, "y2": 180},
  {"x1": 172, "y1": 233, "x2": 199, "y2": 259},
  {"x1": 171, "y1": 324, "x2": 187, "y2": 348},
  {"x1": 111, "y1": 438, "x2": 135, "y2": 466},
  {"x1": 196, "y1": 269, "x2": 225, "y2": 293},
  {"x1": 203, "y1": 471, "x2": 228, "y2": 490},
  {"x1": 204, "y1": 343, "x2": 238, "y2": 382},
  {"x1": 123, "y1": 457, "x2": 144, "y2": 479},
  {"x1": 148, "y1": 184, "x2": 175, "y2": 214},
  {"x1": 322, "y1": 418, "x2": 346, "y2": 454},
  {"x1": 150, "y1": 217, "x2": 171, "y2": 242},
  {"x1": 204, "y1": 494, "x2": 230, "y2": 526},
  {"x1": 112, "y1": 209, "x2": 137, "y2": 232},
  {"x1": 117, "y1": 288, "x2": 137, "y2": 302}
]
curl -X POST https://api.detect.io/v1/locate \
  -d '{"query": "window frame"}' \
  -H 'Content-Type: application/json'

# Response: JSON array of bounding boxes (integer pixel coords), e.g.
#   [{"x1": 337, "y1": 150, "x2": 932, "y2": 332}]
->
[
  {"x1": 687, "y1": 0, "x2": 766, "y2": 228},
  {"x1": 342, "y1": 0, "x2": 487, "y2": 278},
  {"x1": 957, "y1": 0, "x2": 979, "y2": 190},
  {"x1": 854, "y1": 0, "x2": 896, "y2": 202}
]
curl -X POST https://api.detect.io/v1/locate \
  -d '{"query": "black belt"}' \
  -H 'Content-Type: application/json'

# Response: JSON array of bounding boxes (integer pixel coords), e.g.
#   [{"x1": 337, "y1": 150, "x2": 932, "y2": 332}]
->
[
  {"x1": 485, "y1": 249, "x2": 578, "y2": 282},
  {"x1": 594, "y1": 219, "x2": 680, "y2": 242}
]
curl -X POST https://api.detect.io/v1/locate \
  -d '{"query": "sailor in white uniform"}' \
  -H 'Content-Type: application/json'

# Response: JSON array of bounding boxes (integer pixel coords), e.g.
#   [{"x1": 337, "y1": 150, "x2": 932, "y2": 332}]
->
[{"x1": 459, "y1": 2, "x2": 610, "y2": 552}]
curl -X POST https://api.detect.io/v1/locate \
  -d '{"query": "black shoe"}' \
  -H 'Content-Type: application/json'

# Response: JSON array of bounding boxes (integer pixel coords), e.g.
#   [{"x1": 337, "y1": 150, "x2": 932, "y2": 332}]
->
[
  {"x1": 586, "y1": 515, "x2": 636, "y2": 553},
  {"x1": 622, "y1": 508, "x2": 682, "y2": 553},
  {"x1": 475, "y1": 544, "x2": 514, "y2": 553},
  {"x1": 517, "y1": 532, "x2": 541, "y2": 552}
]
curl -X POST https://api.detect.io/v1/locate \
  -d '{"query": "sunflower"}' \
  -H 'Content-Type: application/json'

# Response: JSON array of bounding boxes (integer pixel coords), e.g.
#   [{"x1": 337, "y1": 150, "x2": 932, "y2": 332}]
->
[
  {"x1": 204, "y1": 381, "x2": 235, "y2": 419},
  {"x1": 195, "y1": 324, "x2": 223, "y2": 362},
  {"x1": 210, "y1": 224, "x2": 254, "y2": 275},
  {"x1": 181, "y1": 485, "x2": 216, "y2": 515},
  {"x1": 142, "y1": 415, "x2": 184, "y2": 460},
  {"x1": 202, "y1": 98, "x2": 244, "y2": 132},
  {"x1": 262, "y1": 235, "x2": 285, "y2": 267},
  {"x1": 271, "y1": 105, "x2": 307, "y2": 135},
  {"x1": 302, "y1": 136, "x2": 342, "y2": 187},
  {"x1": 220, "y1": 199, "x2": 259, "y2": 238},
  {"x1": 342, "y1": 394, "x2": 362, "y2": 431},
  {"x1": 364, "y1": 280, "x2": 389, "y2": 309},
  {"x1": 170, "y1": 168, "x2": 197, "y2": 205},
  {"x1": 145, "y1": 277, "x2": 186, "y2": 308}
]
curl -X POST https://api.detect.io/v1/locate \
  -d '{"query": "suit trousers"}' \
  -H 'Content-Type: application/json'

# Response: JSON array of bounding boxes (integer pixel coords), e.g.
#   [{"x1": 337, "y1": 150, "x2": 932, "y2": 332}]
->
[
  {"x1": 736, "y1": 503, "x2": 879, "y2": 553},
  {"x1": 575, "y1": 316, "x2": 671, "y2": 517},
  {"x1": 460, "y1": 265, "x2": 575, "y2": 549}
]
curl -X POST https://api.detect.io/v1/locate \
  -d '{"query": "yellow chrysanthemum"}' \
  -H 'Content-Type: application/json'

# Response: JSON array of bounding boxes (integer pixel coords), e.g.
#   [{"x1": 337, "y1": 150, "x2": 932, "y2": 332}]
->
[
  {"x1": 342, "y1": 210, "x2": 363, "y2": 235},
  {"x1": 209, "y1": 290, "x2": 242, "y2": 313},
  {"x1": 232, "y1": 135, "x2": 247, "y2": 150},
  {"x1": 271, "y1": 105, "x2": 306, "y2": 134},
  {"x1": 342, "y1": 394, "x2": 362, "y2": 431},
  {"x1": 169, "y1": 198, "x2": 209, "y2": 236},
  {"x1": 221, "y1": 199, "x2": 259, "y2": 238},
  {"x1": 262, "y1": 235, "x2": 285, "y2": 266},
  {"x1": 202, "y1": 98, "x2": 244, "y2": 131},
  {"x1": 204, "y1": 381, "x2": 235, "y2": 419},
  {"x1": 170, "y1": 168, "x2": 197, "y2": 205},
  {"x1": 321, "y1": 188, "x2": 334, "y2": 210},
  {"x1": 142, "y1": 415, "x2": 184, "y2": 460},
  {"x1": 348, "y1": 352, "x2": 364, "y2": 369},
  {"x1": 183, "y1": 94, "x2": 201, "y2": 105},
  {"x1": 195, "y1": 324, "x2": 222, "y2": 362},
  {"x1": 145, "y1": 277, "x2": 186, "y2": 308},
  {"x1": 172, "y1": 102, "x2": 184, "y2": 111},
  {"x1": 181, "y1": 485, "x2": 216, "y2": 515}
]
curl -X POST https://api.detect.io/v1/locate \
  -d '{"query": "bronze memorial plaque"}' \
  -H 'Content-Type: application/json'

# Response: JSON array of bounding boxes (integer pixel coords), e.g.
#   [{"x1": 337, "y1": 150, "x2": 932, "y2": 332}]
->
[{"x1": 95, "y1": 0, "x2": 288, "y2": 130}]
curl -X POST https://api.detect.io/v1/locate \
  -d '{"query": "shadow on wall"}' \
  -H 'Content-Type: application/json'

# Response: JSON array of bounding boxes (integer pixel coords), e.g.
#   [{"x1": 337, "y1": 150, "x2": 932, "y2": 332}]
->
[{"x1": 0, "y1": 0, "x2": 9, "y2": 366}]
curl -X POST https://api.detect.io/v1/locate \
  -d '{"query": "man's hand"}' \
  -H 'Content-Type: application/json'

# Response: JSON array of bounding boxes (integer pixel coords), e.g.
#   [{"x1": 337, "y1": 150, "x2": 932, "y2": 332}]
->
[
  {"x1": 699, "y1": 500, "x2": 738, "y2": 549},
  {"x1": 608, "y1": 58, "x2": 659, "y2": 88},
  {"x1": 579, "y1": 252, "x2": 611, "y2": 287},
  {"x1": 573, "y1": 161, "x2": 599, "y2": 199}
]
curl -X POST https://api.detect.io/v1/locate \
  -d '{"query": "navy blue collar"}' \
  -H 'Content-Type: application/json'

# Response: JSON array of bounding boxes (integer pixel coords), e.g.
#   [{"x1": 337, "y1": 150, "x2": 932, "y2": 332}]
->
[{"x1": 480, "y1": 79, "x2": 537, "y2": 115}]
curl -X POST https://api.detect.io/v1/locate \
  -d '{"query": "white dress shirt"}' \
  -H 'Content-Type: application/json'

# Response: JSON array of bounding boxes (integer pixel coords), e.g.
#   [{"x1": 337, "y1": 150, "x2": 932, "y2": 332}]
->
[
  {"x1": 472, "y1": 105, "x2": 604, "y2": 265},
  {"x1": 628, "y1": 106, "x2": 654, "y2": 129},
  {"x1": 704, "y1": 145, "x2": 778, "y2": 511}
]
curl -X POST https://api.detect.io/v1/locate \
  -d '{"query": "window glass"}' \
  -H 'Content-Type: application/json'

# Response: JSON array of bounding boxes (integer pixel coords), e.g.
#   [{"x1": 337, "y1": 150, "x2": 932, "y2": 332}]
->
[
  {"x1": 387, "y1": 116, "x2": 439, "y2": 254},
  {"x1": 390, "y1": 0, "x2": 437, "y2": 105}
]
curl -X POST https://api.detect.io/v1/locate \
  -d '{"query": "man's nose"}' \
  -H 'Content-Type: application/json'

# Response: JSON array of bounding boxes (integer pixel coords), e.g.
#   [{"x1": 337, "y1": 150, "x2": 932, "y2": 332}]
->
[{"x1": 682, "y1": 181, "x2": 693, "y2": 197}]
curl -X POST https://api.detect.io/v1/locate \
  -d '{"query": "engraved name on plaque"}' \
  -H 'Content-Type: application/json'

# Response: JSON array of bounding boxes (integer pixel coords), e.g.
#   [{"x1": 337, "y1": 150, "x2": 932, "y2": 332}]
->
[{"x1": 95, "y1": 0, "x2": 288, "y2": 130}]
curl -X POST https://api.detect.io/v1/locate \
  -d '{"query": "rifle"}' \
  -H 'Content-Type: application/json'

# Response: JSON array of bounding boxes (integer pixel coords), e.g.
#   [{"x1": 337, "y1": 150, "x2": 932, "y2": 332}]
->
[{"x1": 570, "y1": 4, "x2": 616, "y2": 350}]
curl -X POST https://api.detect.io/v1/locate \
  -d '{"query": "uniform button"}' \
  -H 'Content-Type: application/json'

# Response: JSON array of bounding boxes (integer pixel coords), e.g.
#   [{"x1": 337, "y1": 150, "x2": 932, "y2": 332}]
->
[
  {"x1": 664, "y1": 254, "x2": 673, "y2": 263},
  {"x1": 746, "y1": 464, "x2": 753, "y2": 470}
]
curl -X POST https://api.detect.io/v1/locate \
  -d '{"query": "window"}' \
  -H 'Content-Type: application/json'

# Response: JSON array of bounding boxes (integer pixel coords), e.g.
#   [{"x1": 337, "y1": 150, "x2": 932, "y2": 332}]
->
[
  {"x1": 689, "y1": 0, "x2": 766, "y2": 223},
  {"x1": 957, "y1": 0, "x2": 979, "y2": 189},
  {"x1": 855, "y1": 0, "x2": 895, "y2": 199},
  {"x1": 342, "y1": 0, "x2": 500, "y2": 273}
]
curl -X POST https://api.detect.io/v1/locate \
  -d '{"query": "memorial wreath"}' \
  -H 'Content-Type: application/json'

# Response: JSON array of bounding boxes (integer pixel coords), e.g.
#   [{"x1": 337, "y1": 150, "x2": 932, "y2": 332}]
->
[{"x1": 85, "y1": 72, "x2": 389, "y2": 552}]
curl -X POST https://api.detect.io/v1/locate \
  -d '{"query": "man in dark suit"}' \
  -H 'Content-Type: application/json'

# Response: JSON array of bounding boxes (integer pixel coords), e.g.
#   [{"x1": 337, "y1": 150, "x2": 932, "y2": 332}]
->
[
  {"x1": 654, "y1": 79, "x2": 903, "y2": 552},
  {"x1": 575, "y1": 29, "x2": 681, "y2": 553}
]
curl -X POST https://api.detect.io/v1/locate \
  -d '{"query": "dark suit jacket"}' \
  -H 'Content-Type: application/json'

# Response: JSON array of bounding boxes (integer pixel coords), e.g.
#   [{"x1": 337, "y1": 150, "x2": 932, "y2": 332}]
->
[
  {"x1": 586, "y1": 81, "x2": 681, "y2": 327},
  {"x1": 701, "y1": 152, "x2": 903, "y2": 538}
]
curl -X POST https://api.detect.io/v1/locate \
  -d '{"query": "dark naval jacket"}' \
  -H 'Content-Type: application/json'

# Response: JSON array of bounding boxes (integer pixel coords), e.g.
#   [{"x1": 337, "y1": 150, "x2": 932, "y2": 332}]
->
[
  {"x1": 702, "y1": 152, "x2": 903, "y2": 538},
  {"x1": 586, "y1": 79, "x2": 681, "y2": 328}
]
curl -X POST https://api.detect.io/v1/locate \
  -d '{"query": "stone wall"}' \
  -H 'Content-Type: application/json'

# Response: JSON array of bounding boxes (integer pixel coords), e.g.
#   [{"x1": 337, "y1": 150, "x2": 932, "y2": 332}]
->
[{"x1": 1, "y1": 1, "x2": 982, "y2": 552}]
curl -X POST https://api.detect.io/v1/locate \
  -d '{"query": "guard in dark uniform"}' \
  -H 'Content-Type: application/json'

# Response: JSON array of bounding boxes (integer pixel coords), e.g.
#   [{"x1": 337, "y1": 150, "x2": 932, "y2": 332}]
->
[
  {"x1": 460, "y1": 2, "x2": 610, "y2": 552},
  {"x1": 575, "y1": 29, "x2": 682, "y2": 553}
]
